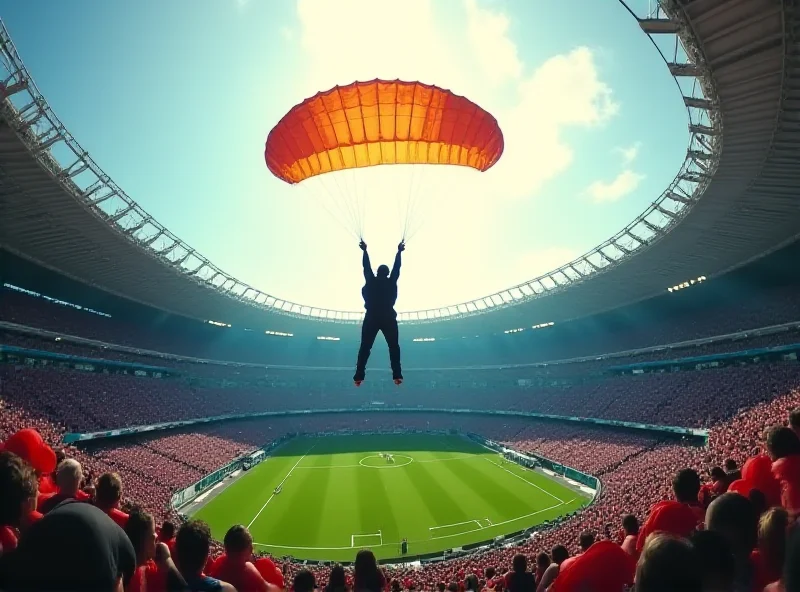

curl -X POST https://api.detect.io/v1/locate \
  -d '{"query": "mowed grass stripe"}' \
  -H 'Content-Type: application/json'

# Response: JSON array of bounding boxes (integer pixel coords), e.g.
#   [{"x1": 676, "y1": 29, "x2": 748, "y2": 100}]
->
[
  {"x1": 354, "y1": 458, "x2": 400, "y2": 541},
  {"x1": 257, "y1": 450, "x2": 333, "y2": 547},
  {"x1": 382, "y1": 459, "x2": 440, "y2": 545},
  {"x1": 316, "y1": 466, "x2": 361, "y2": 548},
  {"x1": 404, "y1": 455, "x2": 473, "y2": 527},
  {"x1": 436, "y1": 456, "x2": 536, "y2": 521}
]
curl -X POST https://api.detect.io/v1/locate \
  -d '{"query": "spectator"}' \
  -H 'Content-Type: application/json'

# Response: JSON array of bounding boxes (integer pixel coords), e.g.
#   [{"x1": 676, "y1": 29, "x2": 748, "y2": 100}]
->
[
  {"x1": 353, "y1": 549, "x2": 385, "y2": 592},
  {"x1": 158, "y1": 520, "x2": 177, "y2": 553},
  {"x1": 710, "y1": 466, "x2": 729, "y2": 496},
  {"x1": 0, "y1": 501, "x2": 136, "y2": 591},
  {"x1": 125, "y1": 507, "x2": 185, "y2": 592},
  {"x1": 96, "y1": 472, "x2": 130, "y2": 529},
  {"x1": 724, "y1": 459, "x2": 742, "y2": 483},
  {"x1": 620, "y1": 515, "x2": 639, "y2": 558},
  {"x1": 637, "y1": 469, "x2": 704, "y2": 551},
  {"x1": 767, "y1": 427, "x2": 800, "y2": 514},
  {"x1": 294, "y1": 569, "x2": 316, "y2": 592},
  {"x1": 533, "y1": 554, "x2": 550, "y2": 585},
  {"x1": 690, "y1": 530, "x2": 736, "y2": 591},
  {"x1": 778, "y1": 526, "x2": 800, "y2": 592},
  {"x1": 253, "y1": 556, "x2": 286, "y2": 590},
  {"x1": 483, "y1": 568, "x2": 496, "y2": 592},
  {"x1": 325, "y1": 564, "x2": 349, "y2": 592},
  {"x1": 465, "y1": 573, "x2": 480, "y2": 592},
  {"x1": 38, "y1": 458, "x2": 88, "y2": 514},
  {"x1": 558, "y1": 531, "x2": 594, "y2": 572},
  {"x1": 0, "y1": 451, "x2": 38, "y2": 555},
  {"x1": 504, "y1": 554, "x2": 535, "y2": 592},
  {"x1": 752, "y1": 507, "x2": 789, "y2": 590},
  {"x1": 789, "y1": 408, "x2": 800, "y2": 440},
  {"x1": 706, "y1": 493, "x2": 758, "y2": 591},
  {"x1": 536, "y1": 545, "x2": 568, "y2": 592},
  {"x1": 635, "y1": 534, "x2": 702, "y2": 592},
  {"x1": 550, "y1": 540, "x2": 635, "y2": 591},
  {"x1": 209, "y1": 524, "x2": 272, "y2": 592},
  {"x1": 175, "y1": 520, "x2": 235, "y2": 592}
]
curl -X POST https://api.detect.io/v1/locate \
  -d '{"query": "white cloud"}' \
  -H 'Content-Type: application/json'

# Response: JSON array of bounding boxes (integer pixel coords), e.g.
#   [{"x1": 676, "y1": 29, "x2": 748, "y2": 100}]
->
[
  {"x1": 616, "y1": 142, "x2": 641, "y2": 165},
  {"x1": 292, "y1": 0, "x2": 618, "y2": 203},
  {"x1": 586, "y1": 169, "x2": 645, "y2": 203},
  {"x1": 464, "y1": 0, "x2": 523, "y2": 85}
]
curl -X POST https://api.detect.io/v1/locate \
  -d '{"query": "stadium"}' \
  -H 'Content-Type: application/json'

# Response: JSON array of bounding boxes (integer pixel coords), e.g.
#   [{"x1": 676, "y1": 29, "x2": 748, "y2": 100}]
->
[{"x1": 1, "y1": 0, "x2": 800, "y2": 590}]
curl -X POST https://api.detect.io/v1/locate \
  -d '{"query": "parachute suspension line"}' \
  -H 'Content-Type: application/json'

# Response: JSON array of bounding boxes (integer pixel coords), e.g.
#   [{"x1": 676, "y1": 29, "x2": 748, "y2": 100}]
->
[
  {"x1": 401, "y1": 163, "x2": 427, "y2": 243},
  {"x1": 345, "y1": 167, "x2": 366, "y2": 240},
  {"x1": 328, "y1": 171, "x2": 362, "y2": 238},
  {"x1": 296, "y1": 180, "x2": 360, "y2": 241},
  {"x1": 318, "y1": 171, "x2": 364, "y2": 240}
]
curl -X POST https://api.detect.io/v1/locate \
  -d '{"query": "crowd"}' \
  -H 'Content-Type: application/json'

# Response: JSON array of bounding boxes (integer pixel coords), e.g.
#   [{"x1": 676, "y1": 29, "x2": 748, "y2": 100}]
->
[
  {"x1": 3, "y1": 361, "x2": 800, "y2": 433},
  {"x1": 1, "y1": 376, "x2": 800, "y2": 589},
  {"x1": 3, "y1": 279, "x2": 800, "y2": 369},
  {"x1": 4, "y1": 281, "x2": 800, "y2": 589}
]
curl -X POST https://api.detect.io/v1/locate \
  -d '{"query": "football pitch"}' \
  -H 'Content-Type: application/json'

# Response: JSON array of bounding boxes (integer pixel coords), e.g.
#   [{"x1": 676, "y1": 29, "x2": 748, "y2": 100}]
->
[{"x1": 191, "y1": 434, "x2": 591, "y2": 562}]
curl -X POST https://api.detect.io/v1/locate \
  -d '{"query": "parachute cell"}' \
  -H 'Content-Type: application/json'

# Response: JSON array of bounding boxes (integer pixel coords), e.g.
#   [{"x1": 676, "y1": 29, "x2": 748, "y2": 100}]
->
[{"x1": 265, "y1": 79, "x2": 504, "y2": 184}]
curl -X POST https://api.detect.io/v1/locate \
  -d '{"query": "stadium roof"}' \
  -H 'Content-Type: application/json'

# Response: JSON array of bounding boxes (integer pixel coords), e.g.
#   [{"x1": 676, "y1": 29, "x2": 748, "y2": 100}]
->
[{"x1": 1, "y1": 0, "x2": 799, "y2": 339}]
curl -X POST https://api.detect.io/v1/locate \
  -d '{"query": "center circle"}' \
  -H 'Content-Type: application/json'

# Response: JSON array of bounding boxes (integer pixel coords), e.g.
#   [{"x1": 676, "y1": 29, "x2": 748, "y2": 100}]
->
[{"x1": 359, "y1": 454, "x2": 413, "y2": 468}]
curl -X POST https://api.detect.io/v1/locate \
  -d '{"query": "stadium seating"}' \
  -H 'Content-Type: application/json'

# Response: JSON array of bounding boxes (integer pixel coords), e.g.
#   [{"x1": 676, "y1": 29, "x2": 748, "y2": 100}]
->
[{"x1": 3, "y1": 367, "x2": 800, "y2": 589}]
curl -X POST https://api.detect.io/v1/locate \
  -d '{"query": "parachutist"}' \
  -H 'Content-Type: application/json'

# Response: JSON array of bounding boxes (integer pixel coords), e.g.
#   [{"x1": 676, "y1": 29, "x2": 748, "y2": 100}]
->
[{"x1": 353, "y1": 240, "x2": 404, "y2": 386}]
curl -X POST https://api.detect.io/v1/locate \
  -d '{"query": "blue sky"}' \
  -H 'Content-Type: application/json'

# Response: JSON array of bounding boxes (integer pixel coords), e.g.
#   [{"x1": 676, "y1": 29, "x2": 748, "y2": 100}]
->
[{"x1": 1, "y1": 0, "x2": 688, "y2": 313}]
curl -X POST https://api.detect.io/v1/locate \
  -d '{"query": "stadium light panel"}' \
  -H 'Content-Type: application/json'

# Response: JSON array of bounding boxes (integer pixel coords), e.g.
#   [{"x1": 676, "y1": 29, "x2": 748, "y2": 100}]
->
[
  {"x1": 265, "y1": 330, "x2": 293, "y2": 337},
  {"x1": 412, "y1": 337, "x2": 436, "y2": 342},
  {"x1": 667, "y1": 275, "x2": 707, "y2": 293},
  {"x1": 207, "y1": 320, "x2": 231, "y2": 328},
  {"x1": 316, "y1": 336, "x2": 340, "y2": 341}
]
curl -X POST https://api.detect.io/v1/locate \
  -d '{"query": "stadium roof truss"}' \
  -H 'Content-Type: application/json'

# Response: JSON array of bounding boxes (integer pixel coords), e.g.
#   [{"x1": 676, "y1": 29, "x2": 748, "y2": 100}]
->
[{"x1": 0, "y1": 0, "x2": 798, "y2": 337}]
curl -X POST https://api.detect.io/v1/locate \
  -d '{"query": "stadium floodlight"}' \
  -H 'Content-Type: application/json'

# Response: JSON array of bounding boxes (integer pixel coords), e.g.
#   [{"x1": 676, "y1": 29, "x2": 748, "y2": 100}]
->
[
  {"x1": 412, "y1": 338, "x2": 436, "y2": 342},
  {"x1": 207, "y1": 320, "x2": 231, "y2": 328},
  {"x1": 667, "y1": 276, "x2": 707, "y2": 293},
  {"x1": 265, "y1": 330, "x2": 293, "y2": 337},
  {"x1": 316, "y1": 336, "x2": 340, "y2": 341}
]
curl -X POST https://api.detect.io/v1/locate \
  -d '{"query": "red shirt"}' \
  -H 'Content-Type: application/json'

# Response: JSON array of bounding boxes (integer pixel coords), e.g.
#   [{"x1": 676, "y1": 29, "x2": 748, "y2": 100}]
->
[
  {"x1": 551, "y1": 541, "x2": 635, "y2": 592},
  {"x1": 100, "y1": 506, "x2": 129, "y2": 529},
  {"x1": 209, "y1": 555, "x2": 268, "y2": 592},
  {"x1": 772, "y1": 455, "x2": 800, "y2": 514},
  {"x1": 751, "y1": 549, "x2": 781, "y2": 592},
  {"x1": 254, "y1": 557, "x2": 285, "y2": 589},
  {"x1": 0, "y1": 525, "x2": 18, "y2": 554},
  {"x1": 636, "y1": 500, "x2": 702, "y2": 552},
  {"x1": 128, "y1": 560, "x2": 167, "y2": 592}
]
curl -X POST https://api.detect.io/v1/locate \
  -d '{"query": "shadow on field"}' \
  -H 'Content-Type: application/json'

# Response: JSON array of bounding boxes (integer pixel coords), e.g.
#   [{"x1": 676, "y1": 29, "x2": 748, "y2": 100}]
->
[{"x1": 267, "y1": 433, "x2": 484, "y2": 458}]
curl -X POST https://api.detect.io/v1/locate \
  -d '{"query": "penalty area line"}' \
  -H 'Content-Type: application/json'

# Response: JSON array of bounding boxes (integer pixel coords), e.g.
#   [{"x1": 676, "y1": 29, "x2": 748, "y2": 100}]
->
[{"x1": 247, "y1": 444, "x2": 316, "y2": 529}]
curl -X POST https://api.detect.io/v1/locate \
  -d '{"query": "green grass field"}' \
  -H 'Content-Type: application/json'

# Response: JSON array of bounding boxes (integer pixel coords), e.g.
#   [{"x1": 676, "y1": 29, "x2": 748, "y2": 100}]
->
[{"x1": 192, "y1": 434, "x2": 591, "y2": 562}]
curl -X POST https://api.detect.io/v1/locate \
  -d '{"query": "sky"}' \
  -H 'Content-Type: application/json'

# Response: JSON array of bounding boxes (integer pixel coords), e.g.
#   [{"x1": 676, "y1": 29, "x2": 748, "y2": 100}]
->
[{"x1": 0, "y1": 0, "x2": 688, "y2": 314}]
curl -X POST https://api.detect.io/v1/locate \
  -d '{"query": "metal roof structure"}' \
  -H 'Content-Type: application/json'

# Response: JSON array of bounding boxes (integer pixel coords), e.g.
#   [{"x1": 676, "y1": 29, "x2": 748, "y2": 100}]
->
[{"x1": 1, "y1": 0, "x2": 798, "y2": 340}]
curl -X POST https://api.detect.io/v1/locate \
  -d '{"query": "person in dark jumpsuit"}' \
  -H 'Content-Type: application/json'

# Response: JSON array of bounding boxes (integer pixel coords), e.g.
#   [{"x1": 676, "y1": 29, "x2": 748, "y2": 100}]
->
[{"x1": 354, "y1": 239, "x2": 405, "y2": 386}]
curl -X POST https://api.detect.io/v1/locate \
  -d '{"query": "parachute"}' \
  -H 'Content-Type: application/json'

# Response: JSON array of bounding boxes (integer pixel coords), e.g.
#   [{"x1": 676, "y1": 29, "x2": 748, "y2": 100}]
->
[{"x1": 265, "y1": 79, "x2": 503, "y2": 240}]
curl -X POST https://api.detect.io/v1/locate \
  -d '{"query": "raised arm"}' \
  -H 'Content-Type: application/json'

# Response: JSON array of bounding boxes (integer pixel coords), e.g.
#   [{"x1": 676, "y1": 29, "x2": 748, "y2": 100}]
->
[
  {"x1": 360, "y1": 240, "x2": 374, "y2": 282},
  {"x1": 390, "y1": 241, "x2": 405, "y2": 281}
]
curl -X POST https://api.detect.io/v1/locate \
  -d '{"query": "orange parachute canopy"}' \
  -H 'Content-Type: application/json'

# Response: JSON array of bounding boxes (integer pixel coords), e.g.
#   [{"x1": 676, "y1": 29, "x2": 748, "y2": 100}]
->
[{"x1": 265, "y1": 79, "x2": 504, "y2": 184}]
